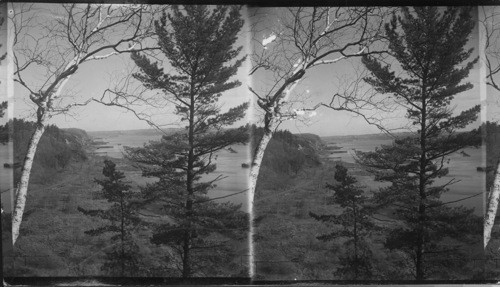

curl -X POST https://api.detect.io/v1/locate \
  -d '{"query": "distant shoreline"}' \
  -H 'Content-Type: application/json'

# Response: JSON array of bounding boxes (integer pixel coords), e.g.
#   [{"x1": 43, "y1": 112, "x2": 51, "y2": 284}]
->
[
  {"x1": 84, "y1": 128, "x2": 478, "y2": 139},
  {"x1": 86, "y1": 128, "x2": 390, "y2": 138}
]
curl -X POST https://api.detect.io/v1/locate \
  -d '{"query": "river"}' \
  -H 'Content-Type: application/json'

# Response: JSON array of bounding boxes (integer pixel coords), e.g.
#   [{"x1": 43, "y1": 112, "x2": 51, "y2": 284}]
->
[
  {"x1": 88, "y1": 130, "x2": 251, "y2": 211},
  {"x1": 322, "y1": 135, "x2": 484, "y2": 215},
  {"x1": 0, "y1": 131, "x2": 486, "y2": 215}
]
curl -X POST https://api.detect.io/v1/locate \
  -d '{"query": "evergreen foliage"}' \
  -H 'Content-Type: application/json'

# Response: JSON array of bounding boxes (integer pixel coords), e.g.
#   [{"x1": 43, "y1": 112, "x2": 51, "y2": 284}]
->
[
  {"x1": 0, "y1": 102, "x2": 6, "y2": 120},
  {"x1": 310, "y1": 164, "x2": 376, "y2": 280},
  {"x1": 250, "y1": 126, "x2": 322, "y2": 178},
  {"x1": 77, "y1": 159, "x2": 141, "y2": 276},
  {"x1": 3, "y1": 119, "x2": 88, "y2": 184},
  {"x1": 126, "y1": 5, "x2": 249, "y2": 278},
  {"x1": 0, "y1": 102, "x2": 8, "y2": 144},
  {"x1": 358, "y1": 7, "x2": 481, "y2": 280}
]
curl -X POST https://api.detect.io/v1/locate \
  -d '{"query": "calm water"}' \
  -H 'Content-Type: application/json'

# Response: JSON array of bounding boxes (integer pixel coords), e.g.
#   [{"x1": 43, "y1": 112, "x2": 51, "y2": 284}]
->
[
  {"x1": 0, "y1": 132, "x2": 486, "y2": 215},
  {"x1": 89, "y1": 131, "x2": 250, "y2": 211},
  {"x1": 322, "y1": 136, "x2": 484, "y2": 215}
]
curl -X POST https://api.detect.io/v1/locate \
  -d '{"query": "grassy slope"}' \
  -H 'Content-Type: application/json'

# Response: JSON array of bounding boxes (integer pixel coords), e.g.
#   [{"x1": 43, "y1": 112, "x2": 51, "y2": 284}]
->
[
  {"x1": 254, "y1": 137, "x2": 485, "y2": 281},
  {"x1": 253, "y1": 131, "x2": 399, "y2": 280},
  {"x1": 254, "y1": 159, "x2": 336, "y2": 280},
  {"x1": 253, "y1": 154, "x2": 399, "y2": 280},
  {"x1": 3, "y1": 127, "x2": 488, "y2": 278},
  {"x1": 5, "y1": 147, "x2": 248, "y2": 277},
  {"x1": 4, "y1": 152, "x2": 169, "y2": 277}
]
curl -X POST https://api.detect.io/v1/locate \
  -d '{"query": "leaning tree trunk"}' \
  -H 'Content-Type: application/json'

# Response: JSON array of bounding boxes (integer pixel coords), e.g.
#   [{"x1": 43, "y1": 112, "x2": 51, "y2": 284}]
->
[
  {"x1": 249, "y1": 127, "x2": 275, "y2": 198},
  {"x1": 248, "y1": 71, "x2": 303, "y2": 202},
  {"x1": 485, "y1": 161, "x2": 500, "y2": 249},
  {"x1": 248, "y1": 73, "x2": 302, "y2": 277},
  {"x1": 11, "y1": 116, "x2": 47, "y2": 243},
  {"x1": 248, "y1": 126, "x2": 273, "y2": 278},
  {"x1": 11, "y1": 59, "x2": 78, "y2": 245}
]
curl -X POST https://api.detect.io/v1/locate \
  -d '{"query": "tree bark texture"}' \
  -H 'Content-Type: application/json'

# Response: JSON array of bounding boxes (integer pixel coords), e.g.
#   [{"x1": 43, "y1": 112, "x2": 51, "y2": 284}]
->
[
  {"x1": 248, "y1": 122, "x2": 275, "y2": 277},
  {"x1": 11, "y1": 119, "x2": 47, "y2": 243},
  {"x1": 485, "y1": 161, "x2": 500, "y2": 248}
]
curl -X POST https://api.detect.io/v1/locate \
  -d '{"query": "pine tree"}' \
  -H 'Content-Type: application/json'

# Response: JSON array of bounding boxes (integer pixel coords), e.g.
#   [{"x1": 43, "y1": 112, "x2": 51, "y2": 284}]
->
[
  {"x1": 310, "y1": 164, "x2": 375, "y2": 280},
  {"x1": 358, "y1": 7, "x2": 482, "y2": 280},
  {"x1": 0, "y1": 101, "x2": 6, "y2": 120},
  {"x1": 78, "y1": 159, "x2": 141, "y2": 276},
  {"x1": 126, "y1": 5, "x2": 249, "y2": 278}
]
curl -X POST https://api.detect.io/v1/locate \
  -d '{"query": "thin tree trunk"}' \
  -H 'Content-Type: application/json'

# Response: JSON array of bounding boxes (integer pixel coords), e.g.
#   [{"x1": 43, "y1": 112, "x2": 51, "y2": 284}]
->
[
  {"x1": 182, "y1": 84, "x2": 196, "y2": 279},
  {"x1": 248, "y1": 123, "x2": 275, "y2": 277},
  {"x1": 120, "y1": 195, "x2": 125, "y2": 277},
  {"x1": 11, "y1": 59, "x2": 78, "y2": 245},
  {"x1": 353, "y1": 203, "x2": 358, "y2": 279},
  {"x1": 416, "y1": 87, "x2": 427, "y2": 281},
  {"x1": 485, "y1": 161, "x2": 500, "y2": 248},
  {"x1": 1, "y1": 208, "x2": 4, "y2": 286},
  {"x1": 12, "y1": 118, "x2": 47, "y2": 244},
  {"x1": 249, "y1": 127, "x2": 275, "y2": 197},
  {"x1": 248, "y1": 74, "x2": 302, "y2": 277},
  {"x1": 416, "y1": 205, "x2": 425, "y2": 281}
]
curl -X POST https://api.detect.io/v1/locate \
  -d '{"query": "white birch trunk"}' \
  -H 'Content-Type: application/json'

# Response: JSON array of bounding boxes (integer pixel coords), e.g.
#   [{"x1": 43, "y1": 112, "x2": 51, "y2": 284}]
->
[
  {"x1": 11, "y1": 118, "x2": 47, "y2": 244},
  {"x1": 249, "y1": 128, "x2": 275, "y2": 197},
  {"x1": 485, "y1": 161, "x2": 500, "y2": 249},
  {"x1": 248, "y1": 124, "x2": 274, "y2": 278},
  {"x1": 248, "y1": 72, "x2": 302, "y2": 277},
  {"x1": 11, "y1": 57, "x2": 79, "y2": 244}
]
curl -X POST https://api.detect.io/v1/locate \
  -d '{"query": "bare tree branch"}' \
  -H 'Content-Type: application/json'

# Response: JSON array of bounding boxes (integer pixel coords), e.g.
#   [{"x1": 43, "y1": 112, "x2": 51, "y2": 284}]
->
[
  {"x1": 480, "y1": 6, "x2": 500, "y2": 249},
  {"x1": 8, "y1": 3, "x2": 161, "y2": 244},
  {"x1": 247, "y1": 8, "x2": 394, "y2": 275},
  {"x1": 482, "y1": 7, "x2": 500, "y2": 93}
]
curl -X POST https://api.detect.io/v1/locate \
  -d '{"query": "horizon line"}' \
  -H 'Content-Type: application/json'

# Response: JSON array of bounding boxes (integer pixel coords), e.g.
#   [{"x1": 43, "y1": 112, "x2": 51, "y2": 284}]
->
[{"x1": 83, "y1": 127, "x2": 391, "y2": 138}]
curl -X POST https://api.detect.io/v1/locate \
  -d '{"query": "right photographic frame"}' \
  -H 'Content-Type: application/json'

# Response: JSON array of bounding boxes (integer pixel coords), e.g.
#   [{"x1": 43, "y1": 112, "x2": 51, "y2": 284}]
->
[{"x1": 249, "y1": 6, "x2": 488, "y2": 281}]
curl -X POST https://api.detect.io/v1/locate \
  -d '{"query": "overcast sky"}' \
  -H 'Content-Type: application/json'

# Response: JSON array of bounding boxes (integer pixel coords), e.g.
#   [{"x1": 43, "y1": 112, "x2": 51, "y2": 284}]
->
[{"x1": 6, "y1": 5, "x2": 491, "y2": 137}]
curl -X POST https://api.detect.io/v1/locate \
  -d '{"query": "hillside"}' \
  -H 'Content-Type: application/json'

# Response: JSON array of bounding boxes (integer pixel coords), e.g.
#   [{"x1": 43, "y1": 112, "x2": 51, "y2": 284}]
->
[
  {"x1": 295, "y1": 133, "x2": 325, "y2": 150},
  {"x1": 251, "y1": 128, "x2": 324, "y2": 189},
  {"x1": 3, "y1": 154, "x2": 169, "y2": 277},
  {"x1": 88, "y1": 128, "x2": 177, "y2": 139},
  {"x1": 62, "y1": 128, "x2": 92, "y2": 146},
  {"x1": 322, "y1": 131, "x2": 412, "y2": 143},
  {"x1": 254, "y1": 128, "x2": 484, "y2": 280},
  {"x1": 2, "y1": 119, "x2": 91, "y2": 184},
  {"x1": 3, "y1": 124, "x2": 249, "y2": 277}
]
